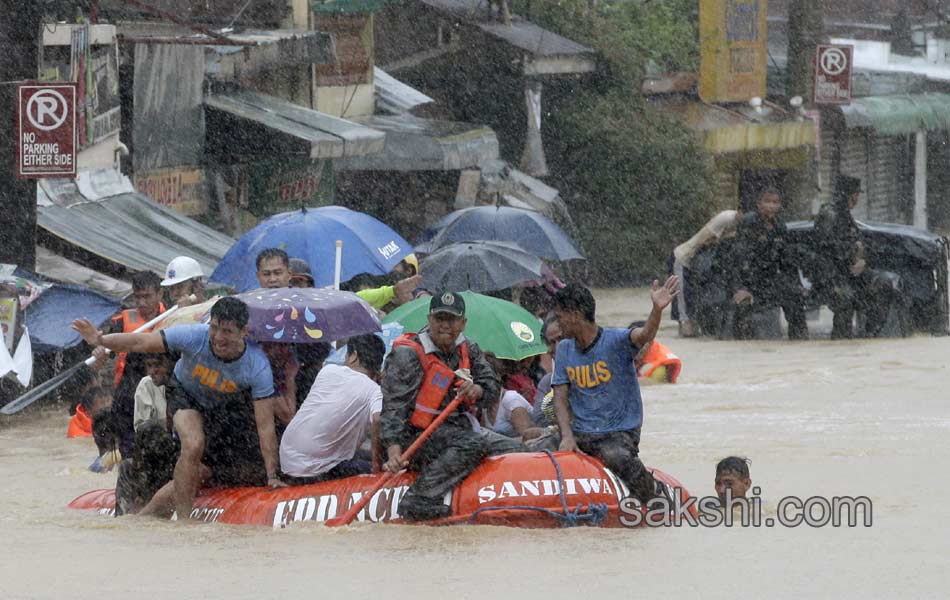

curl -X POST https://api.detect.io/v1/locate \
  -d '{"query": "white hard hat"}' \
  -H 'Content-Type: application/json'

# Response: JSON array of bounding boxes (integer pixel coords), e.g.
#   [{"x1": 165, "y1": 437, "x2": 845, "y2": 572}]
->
[{"x1": 161, "y1": 256, "x2": 204, "y2": 286}]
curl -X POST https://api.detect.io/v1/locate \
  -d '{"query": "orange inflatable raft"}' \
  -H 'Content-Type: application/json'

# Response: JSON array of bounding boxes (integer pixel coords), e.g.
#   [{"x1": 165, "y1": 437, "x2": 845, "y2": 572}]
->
[{"x1": 69, "y1": 452, "x2": 693, "y2": 528}]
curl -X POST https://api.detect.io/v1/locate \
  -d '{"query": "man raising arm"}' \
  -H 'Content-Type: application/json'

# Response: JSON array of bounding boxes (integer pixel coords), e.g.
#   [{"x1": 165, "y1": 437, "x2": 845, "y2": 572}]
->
[
  {"x1": 73, "y1": 297, "x2": 285, "y2": 520},
  {"x1": 552, "y1": 279, "x2": 678, "y2": 504}
]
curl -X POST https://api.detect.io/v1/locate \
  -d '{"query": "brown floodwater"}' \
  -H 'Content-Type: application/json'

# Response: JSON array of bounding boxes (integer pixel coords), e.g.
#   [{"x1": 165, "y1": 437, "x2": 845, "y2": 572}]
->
[{"x1": 1, "y1": 288, "x2": 947, "y2": 599}]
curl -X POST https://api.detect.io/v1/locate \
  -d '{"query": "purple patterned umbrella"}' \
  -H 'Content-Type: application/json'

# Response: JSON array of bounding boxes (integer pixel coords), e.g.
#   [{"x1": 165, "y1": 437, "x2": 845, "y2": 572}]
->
[{"x1": 236, "y1": 287, "x2": 381, "y2": 343}]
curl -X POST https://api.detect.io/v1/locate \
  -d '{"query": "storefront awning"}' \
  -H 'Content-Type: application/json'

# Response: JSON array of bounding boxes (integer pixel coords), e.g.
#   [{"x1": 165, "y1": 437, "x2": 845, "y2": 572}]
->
[
  {"x1": 839, "y1": 93, "x2": 950, "y2": 136},
  {"x1": 335, "y1": 114, "x2": 499, "y2": 171},
  {"x1": 37, "y1": 177, "x2": 234, "y2": 277},
  {"x1": 650, "y1": 96, "x2": 816, "y2": 155},
  {"x1": 205, "y1": 90, "x2": 386, "y2": 159}
]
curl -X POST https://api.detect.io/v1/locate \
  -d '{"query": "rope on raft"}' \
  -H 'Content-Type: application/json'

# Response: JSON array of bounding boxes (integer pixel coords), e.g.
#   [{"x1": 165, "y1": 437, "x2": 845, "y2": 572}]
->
[{"x1": 467, "y1": 450, "x2": 609, "y2": 527}]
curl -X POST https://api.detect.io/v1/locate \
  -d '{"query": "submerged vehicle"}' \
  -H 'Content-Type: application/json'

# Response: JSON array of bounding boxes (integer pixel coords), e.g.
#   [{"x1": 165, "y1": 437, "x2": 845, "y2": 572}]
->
[
  {"x1": 69, "y1": 452, "x2": 692, "y2": 528},
  {"x1": 678, "y1": 220, "x2": 950, "y2": 338}
]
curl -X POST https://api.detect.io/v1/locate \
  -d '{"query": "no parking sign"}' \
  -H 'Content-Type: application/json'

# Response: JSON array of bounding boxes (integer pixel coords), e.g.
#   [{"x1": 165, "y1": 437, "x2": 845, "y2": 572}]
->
[
  {"x1": 814, "y1": 45, "x2": 853, "y2": 105},
  {"x1": 15, "y1": 82, "x2": 77, "y2": 179}
]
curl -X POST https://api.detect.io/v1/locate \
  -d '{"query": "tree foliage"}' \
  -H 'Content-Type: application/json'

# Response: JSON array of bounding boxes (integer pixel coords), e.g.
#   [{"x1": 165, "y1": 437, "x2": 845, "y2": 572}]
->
[{"x1": 514, "y1": 0, "x2": 716, "y2": 283}]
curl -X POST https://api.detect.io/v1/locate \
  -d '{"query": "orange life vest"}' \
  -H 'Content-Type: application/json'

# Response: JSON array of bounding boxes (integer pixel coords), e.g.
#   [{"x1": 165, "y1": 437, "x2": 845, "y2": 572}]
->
[
  {"x1": 112, "y1": 304, "x2": 166, "y2": 388},
  {"x1": 638, "y1": 340, "x2": 682, "y2": 383},
  {"x1": 67, "y1": 404, "x2": 93, "y2": 438},
  {"x1": 392, "y1": 333, "x2": 471, "y2": 429}
]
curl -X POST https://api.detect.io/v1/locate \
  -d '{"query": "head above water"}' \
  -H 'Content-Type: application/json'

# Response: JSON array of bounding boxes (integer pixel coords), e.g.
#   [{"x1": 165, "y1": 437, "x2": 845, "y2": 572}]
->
[
  {"x1": 715, "y1": 456, "x2": 752, "y2": 502},
  {"x1": 91, "y1": 407, "x2": 120, "y2": 456},
  {"x1": 208, "y1": 297, "x2": 250, "y2": 359},
  {"x1": 256, "y1": 248, "x2": 291, "y2": 289},
  {"x1": 427, "y1": 292, "x2": 467, "y2": 353},
  {"x1": 79, "y1": 385, "x2": 112, "y2": 414}
]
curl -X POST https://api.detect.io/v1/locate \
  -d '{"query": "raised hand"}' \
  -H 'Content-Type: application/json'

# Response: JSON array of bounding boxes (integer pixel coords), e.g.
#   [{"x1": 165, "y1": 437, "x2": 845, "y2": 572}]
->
[
  {"x1": 71, "y1": 318, "x2": 103, "y2": 347},
  {"x1": 651, "y1": 275, "x2": 680, "y2": 310}
]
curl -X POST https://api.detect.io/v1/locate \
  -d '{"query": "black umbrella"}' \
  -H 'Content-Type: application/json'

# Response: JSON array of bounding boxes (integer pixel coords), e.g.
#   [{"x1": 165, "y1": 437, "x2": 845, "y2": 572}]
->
[
  {"x1": 420, "y1": 241, "x2": 544, "y2": 293},
  {"x1": 416, "y1": 206, "x2": 584, "y2": 261}
]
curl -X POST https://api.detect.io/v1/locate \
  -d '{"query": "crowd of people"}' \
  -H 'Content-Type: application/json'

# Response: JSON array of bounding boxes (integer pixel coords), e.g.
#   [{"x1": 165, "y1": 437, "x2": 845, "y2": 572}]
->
[
  {"x1": 673, "y1": 175, "x2": 903, "y2": 340},
  {"x1": 62, "y1": 236, "x2": 695, "y2": 522}
]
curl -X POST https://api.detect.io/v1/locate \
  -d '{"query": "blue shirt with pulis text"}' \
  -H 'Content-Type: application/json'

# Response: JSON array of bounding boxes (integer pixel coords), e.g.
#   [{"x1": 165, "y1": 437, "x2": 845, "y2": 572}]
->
[
  {"x1": 551, "y1": 327, "x2": 642, "y2": 434},
  {"x1": 163, "y1": 324, "x2": 274, "y2": 410}
]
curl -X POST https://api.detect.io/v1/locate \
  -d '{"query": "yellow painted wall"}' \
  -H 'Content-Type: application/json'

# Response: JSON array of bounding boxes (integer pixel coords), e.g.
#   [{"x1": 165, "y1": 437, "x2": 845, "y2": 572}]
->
[{"x1": 699, "y1": 0, "x2": 768, "y2": 103}]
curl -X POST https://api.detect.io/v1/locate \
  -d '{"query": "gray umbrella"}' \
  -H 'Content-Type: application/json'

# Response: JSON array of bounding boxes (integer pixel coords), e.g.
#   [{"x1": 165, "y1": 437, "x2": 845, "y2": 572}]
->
[{"x1": 420, "y1": 241, "x2": 544, "y2": 293}]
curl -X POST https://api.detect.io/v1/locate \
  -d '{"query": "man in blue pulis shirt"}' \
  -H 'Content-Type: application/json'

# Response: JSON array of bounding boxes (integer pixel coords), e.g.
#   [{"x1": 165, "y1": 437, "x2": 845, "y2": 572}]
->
[{"x1": 551, "y1": 278, "x2": 679, "y2": 505}]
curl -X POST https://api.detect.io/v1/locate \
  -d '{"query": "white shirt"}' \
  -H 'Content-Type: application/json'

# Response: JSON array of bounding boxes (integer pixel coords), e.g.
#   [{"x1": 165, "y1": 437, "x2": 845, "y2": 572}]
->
[
  {"x1": 279, "y1": 364, "x2": 383, "y2": 478},
  {"x1": 133, "y1": 376, "x2": 167, "y2": 431},
  {"x1": 492, "y1": 390, "x2": 532, "y2": 437}
]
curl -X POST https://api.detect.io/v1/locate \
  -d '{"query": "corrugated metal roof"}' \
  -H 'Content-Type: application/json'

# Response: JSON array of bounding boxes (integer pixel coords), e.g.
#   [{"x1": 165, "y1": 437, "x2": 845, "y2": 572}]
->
[
  {"x1": 375, "y1": 67, "x2": 434, "y2": 115},
  {"x1": 478, "y1": 20, "x2": 594, "y2": 57},
  {"x1": 35, "y1": 247, "x2": 132, "y2": 299},
  {"x1": 419, "y1": 0, "x2": 594, "y2": 57},
  {"x1": 205, "y1": 89, "x2": 386, "y2": 158},
  {"x1": 37, "y1": 179, "x2": 234, "y2": 276},
  {"x1": 335, "y1": 114, "x2": 498, "y2": 171}
]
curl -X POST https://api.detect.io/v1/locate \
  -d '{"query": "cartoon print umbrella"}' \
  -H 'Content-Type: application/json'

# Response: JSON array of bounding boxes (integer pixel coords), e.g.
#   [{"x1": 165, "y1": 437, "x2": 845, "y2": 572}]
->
[
  {"x1": 382, "y1": 291, "x2": 547, "y2": 361},
  {"x1": 236, "y1": 287, "x2": 381, "y2": 344}
]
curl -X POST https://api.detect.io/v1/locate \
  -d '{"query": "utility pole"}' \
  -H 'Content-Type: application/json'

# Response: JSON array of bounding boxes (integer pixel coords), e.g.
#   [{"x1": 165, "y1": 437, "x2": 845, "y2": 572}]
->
[
  {"x1": 0, "y1": 0, "x2": 47, "y2": 270},
  {"x1": 785, "y1": 0, "x2": 825, "y2": 218},
  {"x1": 786, "y1": 0, "x2": 825, "y2": 103}
]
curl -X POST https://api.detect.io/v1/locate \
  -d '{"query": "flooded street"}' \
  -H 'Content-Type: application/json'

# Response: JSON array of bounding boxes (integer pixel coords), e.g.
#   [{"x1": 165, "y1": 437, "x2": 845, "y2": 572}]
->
[{"x1": 1, "y1": 288, "x2": 948, "y2": 599}]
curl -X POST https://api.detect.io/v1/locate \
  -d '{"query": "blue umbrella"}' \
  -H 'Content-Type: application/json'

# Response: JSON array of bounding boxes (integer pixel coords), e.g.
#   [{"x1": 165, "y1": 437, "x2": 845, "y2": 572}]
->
[
  {"x1": 210, "y1": 206, "x2": 412, "y2": 292},
  {"x1": 415, "y1": 206, "x2": 584, "y2": 261}
]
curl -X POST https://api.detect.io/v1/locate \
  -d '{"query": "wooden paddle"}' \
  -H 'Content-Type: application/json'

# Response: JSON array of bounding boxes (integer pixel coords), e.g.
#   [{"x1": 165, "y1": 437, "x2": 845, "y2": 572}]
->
[{"x1": 325, "y1": 380, "x2": 470, "y2": 527}]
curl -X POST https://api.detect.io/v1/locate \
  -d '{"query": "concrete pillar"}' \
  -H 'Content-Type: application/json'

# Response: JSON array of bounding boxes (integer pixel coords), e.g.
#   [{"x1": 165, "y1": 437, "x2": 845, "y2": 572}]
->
[{"x1": 914, "y1": 129, "x2": 928, "y2": 229}]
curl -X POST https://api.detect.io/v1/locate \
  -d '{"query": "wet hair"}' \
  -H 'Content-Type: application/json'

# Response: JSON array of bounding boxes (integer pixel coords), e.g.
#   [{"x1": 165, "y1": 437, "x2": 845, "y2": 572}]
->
[
  {"x1": 132, "y1": 421, "x2": 179, "y2": 490},
  {"x1": 65, "y1": 366, "x2": 100, "y2": 414},
  {"x1": 209, "y1": 296, "x2": 249, "y2": 329},
  {"x1": 347, "y1": 334, "x2": 386, "y2": 374},
  {"x1": 143, "y1": 352, "x2": 175, "y2": 365},
  {"x1": 91, "y1": 407, "x2": 120, "y2": 455},
  {"x1": 520, "y1": 286, "x2": 553, "y2": 316},
  {"x1": 757, "y1": 187, "x2": 782, "y2": 202},
  {"x1": 296, "y1": 342, "x2": 332, "y2": 368},
  {"x1": 554, "y1": 284, "x2": 596, "y2": 323},
  {"x1": 79, "y1": 385, "x2": 109, "y2": 412},
  {"x1": 255, "y1": 248, "x2": 289, "y2": 271},
  {"x1": 833, "y1": 175, "x2": 862, "y2": 207},
  {"x1": 131, "y1": 271, "x2": 162, "y2": 292},
  {"x1": 340, "y1": 272, "x2": 380, "y2": 293},
  {"x1": 716, "y1": 456, "x2": 751, "y2": 479}
]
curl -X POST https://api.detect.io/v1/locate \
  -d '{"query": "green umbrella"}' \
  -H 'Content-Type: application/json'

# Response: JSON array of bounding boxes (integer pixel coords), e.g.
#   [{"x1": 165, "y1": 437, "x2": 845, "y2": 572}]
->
[{"x1": 382, "y1": 292, "x2": 547, "y2": 360}]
